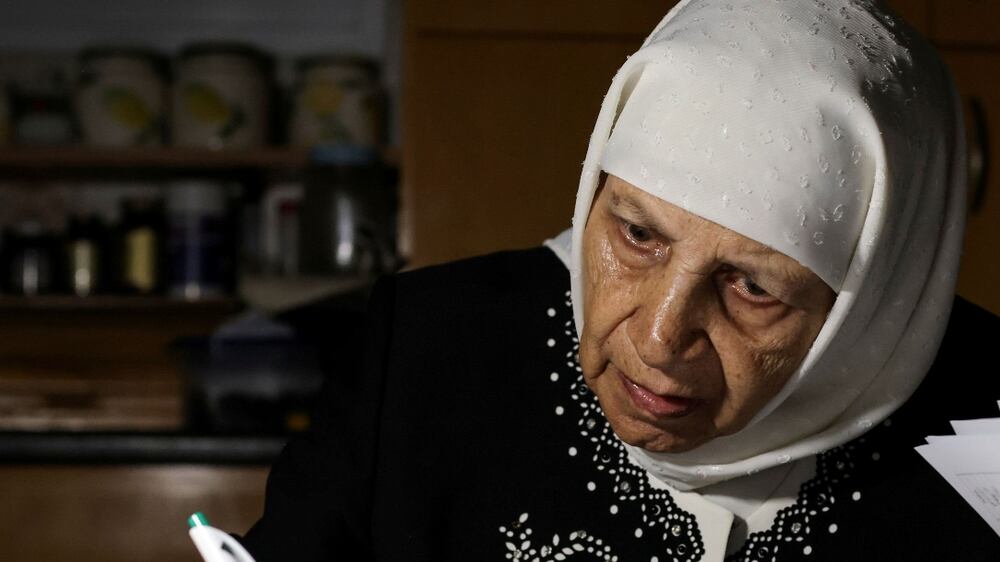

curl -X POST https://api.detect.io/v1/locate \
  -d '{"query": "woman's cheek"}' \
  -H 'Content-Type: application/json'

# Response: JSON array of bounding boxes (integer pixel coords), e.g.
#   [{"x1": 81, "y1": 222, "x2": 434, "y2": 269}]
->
[
  {"x1": 586, "y1": 237, "x2": 633, "y2": 315},
  {"x1": 582, "y1": 261, "x2": 631, "y2": 367},
  {"x1": 595, "y1": 232, "x2": 625, "y2": 279},
  {"x1": 731, "y1": 339, "x2": 801, "y2": 409},
  {"x1": 581, "y1": 236, "x2": 616, "y2": 366}
]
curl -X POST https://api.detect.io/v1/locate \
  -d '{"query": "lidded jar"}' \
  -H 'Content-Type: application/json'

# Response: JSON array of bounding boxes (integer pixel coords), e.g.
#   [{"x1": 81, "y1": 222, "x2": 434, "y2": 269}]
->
[
  {"x1": 75, "y1": 46, "x2": 167, "y2": 147},
  {"x1": 289, "y1": 55, "x2": 382, "y2": 149},
  {"x1": 172, "y1": 42, "x2": 271, "y2": 149}
]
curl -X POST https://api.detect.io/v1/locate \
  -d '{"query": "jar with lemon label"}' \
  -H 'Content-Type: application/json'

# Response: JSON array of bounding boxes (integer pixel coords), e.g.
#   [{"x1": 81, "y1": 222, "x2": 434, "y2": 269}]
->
[
  {"x1": 290, "y1": 55, "x2": 382, "y2": 149},
  {"x1": 75, "y1": 47, "x2": 167, "y2": 147},
  {"x1": 172, "y1": 43, "x2": 271, "y2": 150}
]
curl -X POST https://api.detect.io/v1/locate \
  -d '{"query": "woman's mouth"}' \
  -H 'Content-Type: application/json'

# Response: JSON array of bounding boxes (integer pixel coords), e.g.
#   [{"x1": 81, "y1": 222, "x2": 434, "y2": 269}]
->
[{"x1": 618, "y1": 371, "x2": 698, "y2": 418}]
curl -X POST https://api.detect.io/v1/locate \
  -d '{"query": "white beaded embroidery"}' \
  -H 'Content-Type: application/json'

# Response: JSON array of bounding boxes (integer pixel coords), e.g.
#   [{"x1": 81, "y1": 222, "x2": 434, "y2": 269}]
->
[{"x1": 498, "y1": 293, "x2": 704, "y2": 561}]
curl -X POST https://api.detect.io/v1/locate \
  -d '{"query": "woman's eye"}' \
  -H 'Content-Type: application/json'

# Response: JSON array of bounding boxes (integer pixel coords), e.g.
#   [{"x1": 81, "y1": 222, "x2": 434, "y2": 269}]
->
[
  {"x1": 728, "y1": 274, "x2": 782, "y2": 305},
  {"x1": 614, "y1": 218, "x2": 667, "y2": 259},
  {"x1": 743, "y1": 278, "x2": 769, "y2": 297},
  {"x1": 623, "y1": 221, "x2": 653, "y2": 243}
]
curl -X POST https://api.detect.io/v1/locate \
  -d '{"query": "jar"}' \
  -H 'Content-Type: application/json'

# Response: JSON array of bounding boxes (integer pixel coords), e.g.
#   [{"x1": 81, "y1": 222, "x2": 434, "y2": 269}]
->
[
  {"x1": 298, "y1": 146, "x2": 396, "y2": 277},
  {"x1": 289, "y1": 55, "x2": 382, "y2": 148},
  {"x1": 75, "y1": 47, "x2": 167, "y2": 147},
  {"x1": 11, "y1": 89, "x2": 75, "y2": 146},
  {"x1": 166, "y1": 181, "x2": 230, "y2": 299},
  {"x1": 172, "y1": 43, "x2": 270, "y2": 149}
]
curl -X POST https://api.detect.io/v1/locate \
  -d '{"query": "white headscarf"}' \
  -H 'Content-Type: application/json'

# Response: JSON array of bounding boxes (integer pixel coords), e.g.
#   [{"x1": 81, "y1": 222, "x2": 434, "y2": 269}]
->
[{"x1": 561, "y1": 0, "x2": 967, "y2": 490}]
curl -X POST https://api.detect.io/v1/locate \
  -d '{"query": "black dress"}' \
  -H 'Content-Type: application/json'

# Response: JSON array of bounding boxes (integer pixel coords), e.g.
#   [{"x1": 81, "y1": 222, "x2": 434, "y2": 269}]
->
[{"x1": 241, "y1": 246, "x2": 1000, "y2": 561}]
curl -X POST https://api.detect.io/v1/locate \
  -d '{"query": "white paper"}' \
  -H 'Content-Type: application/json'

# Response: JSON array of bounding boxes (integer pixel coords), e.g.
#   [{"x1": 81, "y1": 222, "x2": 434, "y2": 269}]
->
[
  {"x1": 917, "y1": 434, "x2": 1000, "y2": 537},
  {"x1": 951, "y1": 418, "x2": 1000, "y2": 436}
]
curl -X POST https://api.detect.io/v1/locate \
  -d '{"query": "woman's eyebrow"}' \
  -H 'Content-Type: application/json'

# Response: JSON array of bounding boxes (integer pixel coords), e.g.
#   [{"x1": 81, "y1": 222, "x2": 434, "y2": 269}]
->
[
  {"x1": 609, "y1": 192, "x2": 668, "y2": 233},
  {"x1": 726, "y1": 245, "x2": 792, "y2": 276}
]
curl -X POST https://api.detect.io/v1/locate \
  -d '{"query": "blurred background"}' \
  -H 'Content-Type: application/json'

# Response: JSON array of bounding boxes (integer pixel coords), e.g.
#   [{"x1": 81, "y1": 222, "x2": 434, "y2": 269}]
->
[{"x1": 0, "y1": 0, "x2": 995, "y2": 560}]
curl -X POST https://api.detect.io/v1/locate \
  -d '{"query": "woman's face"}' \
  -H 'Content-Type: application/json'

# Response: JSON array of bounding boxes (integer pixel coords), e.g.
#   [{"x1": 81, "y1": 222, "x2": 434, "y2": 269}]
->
[{"x1": 581, "y1": 174, "x2": 836, "y2": 453}]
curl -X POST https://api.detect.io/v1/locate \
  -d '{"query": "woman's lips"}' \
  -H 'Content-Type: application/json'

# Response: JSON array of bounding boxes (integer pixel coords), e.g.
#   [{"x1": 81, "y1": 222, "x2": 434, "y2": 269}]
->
[{"x1": 618, "y1": 371, "x2": 698, "y2": 418}]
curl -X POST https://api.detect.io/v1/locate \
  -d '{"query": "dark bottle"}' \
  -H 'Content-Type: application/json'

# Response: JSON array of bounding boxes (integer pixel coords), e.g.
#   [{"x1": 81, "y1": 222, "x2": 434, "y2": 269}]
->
[{"x1": 5, "y1": 220, "x2": 57, "y2": 296}]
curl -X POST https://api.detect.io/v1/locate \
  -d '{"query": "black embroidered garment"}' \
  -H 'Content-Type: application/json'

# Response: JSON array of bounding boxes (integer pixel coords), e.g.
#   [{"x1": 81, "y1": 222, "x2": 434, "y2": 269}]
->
[{"x1": 241, "y1": 247, "x2": 1000, "y2": 561}]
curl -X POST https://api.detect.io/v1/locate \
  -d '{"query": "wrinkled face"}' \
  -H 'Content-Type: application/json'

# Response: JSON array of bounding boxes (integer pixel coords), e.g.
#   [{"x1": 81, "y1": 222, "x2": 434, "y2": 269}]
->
[{"x1": 581, "y1": 174, "x2": 836, "y2": 453}]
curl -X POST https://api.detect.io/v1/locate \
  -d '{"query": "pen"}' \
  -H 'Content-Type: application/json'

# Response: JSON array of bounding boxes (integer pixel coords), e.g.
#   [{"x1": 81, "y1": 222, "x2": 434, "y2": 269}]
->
[{"x1": 187, "y1": 512, "x2": 257, "y2": 562}]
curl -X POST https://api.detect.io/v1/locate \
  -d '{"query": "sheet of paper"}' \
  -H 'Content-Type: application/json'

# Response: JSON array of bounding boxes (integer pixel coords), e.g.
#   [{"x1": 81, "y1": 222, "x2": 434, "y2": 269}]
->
[
  {"x1": 917, "y1": 434, "x2": 1000, "y2": 537},
  {"x1": 951, "y1": 418, "x2": 1000, "y2": 435}
]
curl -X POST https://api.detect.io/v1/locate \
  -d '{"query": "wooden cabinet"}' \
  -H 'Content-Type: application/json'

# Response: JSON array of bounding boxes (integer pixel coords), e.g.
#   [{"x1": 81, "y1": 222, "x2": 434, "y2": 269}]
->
[
  {"x1": 401, "y1": 34, "x2": 645, "y2": 266},
  {"x1": 0, "y1": 298, "x2": 236, "y2": 431},
  {"x1": 406, "y1": 0, "x2": 670, "y2": 34},
  {"x1": 401, "y1": 1, "x2": 667, "y2": 267},
  {"x1": 888, "y1": 0, "x2": 932, "y2": 35},
  {"x1": 942, "y1": 51, "x2": 1000, "y2": 315},
  {"x1": 934, "y1": 1, "x2": 1000, "y2": 313},
  {"x1": 930, "y1": 0, "x2": 999, "y2": 47}
]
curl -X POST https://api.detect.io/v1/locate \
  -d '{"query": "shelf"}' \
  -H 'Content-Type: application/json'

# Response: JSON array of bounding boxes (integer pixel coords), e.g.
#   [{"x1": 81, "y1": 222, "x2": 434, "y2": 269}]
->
[
  {"x1": 0, "y1": 145, "x2": 400, "y2": 172},
  {"x1": 0, "y1": 295, "x2": 242, "y2": 312},
  {"x1": 239, "y1": 274, "x2": 371, "y2": 312},
  {"x1": 0, "y1": 276, "x2": 372, "y2": 313},
  {"x1": 0, "y1": 146, "x2": 310, "y2": 171}
]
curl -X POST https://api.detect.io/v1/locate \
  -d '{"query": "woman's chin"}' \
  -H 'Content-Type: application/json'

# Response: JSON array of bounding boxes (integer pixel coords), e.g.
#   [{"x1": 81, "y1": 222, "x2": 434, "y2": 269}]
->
[{"x1": 606, "y1": 413, "x2": 714, "y2": 454}]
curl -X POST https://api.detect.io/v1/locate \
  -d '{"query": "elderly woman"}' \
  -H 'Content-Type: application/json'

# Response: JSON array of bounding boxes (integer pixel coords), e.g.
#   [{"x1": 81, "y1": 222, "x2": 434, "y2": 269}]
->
[{"x1": 242, "y1": 0, "x2": 999, "y2": 560}]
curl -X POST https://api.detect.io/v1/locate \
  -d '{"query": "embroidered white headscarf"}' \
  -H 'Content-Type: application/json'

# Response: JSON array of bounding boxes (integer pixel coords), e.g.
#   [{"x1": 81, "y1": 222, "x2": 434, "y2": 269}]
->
[{"x1": 554, "y1": 0, "x2": 967, "y2": 490}]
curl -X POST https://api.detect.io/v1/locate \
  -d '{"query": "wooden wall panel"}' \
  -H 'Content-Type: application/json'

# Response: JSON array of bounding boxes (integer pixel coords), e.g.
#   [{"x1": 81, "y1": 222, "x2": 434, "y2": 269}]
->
[
  {"x1": 942, "y1": 51, "x2": 1000, "y2": 315},
  {"x1": 409, "y1": 0, "x2": 929, "y2": 36},
  {"x1": 408, "y1": 0, "x2": 674, "y2": 35},
  {"x1": 929, "y1": 0, "x2": 1000, "y2": 47},
  {"x1": 401, "y1": 1, "x2": 672, "y2": 267},
  {"x1": 403, "y1": 33, "x2": 645, "y2": 266},
  {"x1": 886, "y1": 0, "x2": 931, "y2": 35}
]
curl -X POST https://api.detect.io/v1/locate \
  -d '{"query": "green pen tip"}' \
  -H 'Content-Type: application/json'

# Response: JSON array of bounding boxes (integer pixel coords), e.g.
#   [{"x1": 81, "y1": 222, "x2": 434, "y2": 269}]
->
[{"x1": 188, "y1": 512, "x2": 210, "y2": 528}]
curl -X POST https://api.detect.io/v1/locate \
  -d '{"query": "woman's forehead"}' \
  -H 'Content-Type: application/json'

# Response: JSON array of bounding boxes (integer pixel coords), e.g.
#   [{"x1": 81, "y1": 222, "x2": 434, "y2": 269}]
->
[{"x1": 603, "y1": 175, "x2": 819, "y2": 282}]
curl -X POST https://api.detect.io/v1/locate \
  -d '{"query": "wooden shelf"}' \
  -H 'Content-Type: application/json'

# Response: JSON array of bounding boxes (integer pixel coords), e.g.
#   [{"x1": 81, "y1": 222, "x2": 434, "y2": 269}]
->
[
  {"x1": 0, "y1": 146, "x2": 310, "y2": 170},
  {"x1": 239, "y1": 274, "x2": 370, "y2": 312},
  {"x1": 0, "y1": 294, "x2": 242, "y2": 312},
  {"x1": 0, "y1": 277, "x2": 371, "y2": 313},
  {"x1": 0, "y1": 145, "x2": 400, "y2": 171}
]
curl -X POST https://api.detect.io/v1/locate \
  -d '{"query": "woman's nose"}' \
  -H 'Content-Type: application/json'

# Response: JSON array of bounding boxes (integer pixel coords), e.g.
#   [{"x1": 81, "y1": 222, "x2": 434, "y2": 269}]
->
[{"x1": 626, "y1": 272, "x2": 710, "y2": 372}]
